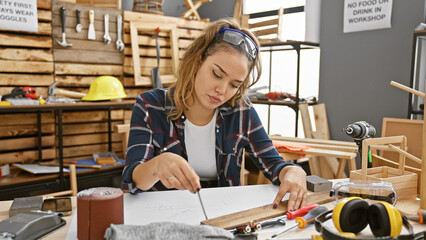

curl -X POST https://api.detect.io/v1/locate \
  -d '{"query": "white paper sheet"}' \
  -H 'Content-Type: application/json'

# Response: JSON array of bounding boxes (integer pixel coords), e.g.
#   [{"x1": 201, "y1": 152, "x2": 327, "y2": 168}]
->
[
  {"x1": 13, "y1": 164, "x2": 70, "y2": 174},
  {"x1": 66, "y1": 184, "x2": 289, "y2": 239}
]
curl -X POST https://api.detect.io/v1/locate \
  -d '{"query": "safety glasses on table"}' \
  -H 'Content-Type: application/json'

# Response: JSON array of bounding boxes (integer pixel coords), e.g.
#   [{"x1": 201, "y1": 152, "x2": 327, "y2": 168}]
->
[{"x1": 216, "y1": 27, "x2": 258, "y2": 59}]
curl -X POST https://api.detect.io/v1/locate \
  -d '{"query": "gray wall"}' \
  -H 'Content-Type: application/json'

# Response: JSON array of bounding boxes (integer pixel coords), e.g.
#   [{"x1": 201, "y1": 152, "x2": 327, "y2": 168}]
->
[
  {"x1": 319, "y1": 0, "x2": 424, "y2": 145},
  {"x1": 122, "y1": 0, "x2": 234, "y2": 21}
]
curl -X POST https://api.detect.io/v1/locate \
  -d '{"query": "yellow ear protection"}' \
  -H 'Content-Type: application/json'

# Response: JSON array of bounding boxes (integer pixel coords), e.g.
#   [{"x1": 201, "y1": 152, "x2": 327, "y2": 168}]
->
[
  {"x1": 315, "y1": 197, "x2": 417, "y2": 240},
  {"x1": 333, "y1": 197, "x2": 402, "y2": 237}
]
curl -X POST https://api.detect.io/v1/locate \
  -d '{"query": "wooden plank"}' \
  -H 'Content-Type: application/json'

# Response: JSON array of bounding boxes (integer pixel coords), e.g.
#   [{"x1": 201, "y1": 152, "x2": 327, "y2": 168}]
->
[
  {"x1": 123, "y1": 57, "x2": 173, "y2": 68},
  {"x1": 62, "y1": 121, "x2": 123, "y2": 135},
  {"x1": 38, "y1": 0, "x2": 52, "y2": 10},
  {"x1": 253, "y1": 27, "x2": 279, "y2": 37},
  {"x1": 123, "y1": 65, "x2": 172, "y2": 76},
  {"x1": 62, "y1": 142, "x2": 121, "y2": 157},
  {"x1": 38, "y1": 9, "x2": 52, "y2": 21},
  {"x1": 1, "y1": 112, "x2": 55, "y2": 126},
  {"x1": 313, "y1": 104, "x2": 341, "y2": 178},
  {"x1": 299, "y1": 103, "x2": 320, "y2": 176},
  {"x1": 0, "y1": 123, "x2": 55, "y2": 138},
  {"x1": 62, "y1": 133, "x2": 121, "y2": 147},
  {"x1": 0, "y1": 48, "x2": 53, "y2": 61},
  {"x1": 0, "y1": 60, "x2": 53, "y2": 73},
  {"x1": 123, "y1": 46, "x2": 171, "y2": 58},
  {"x1": 0, "y1": 34, "x2": 52, "y2": 48},
  {"x1": 124, "y1": 10, "x2": 210, "y2": 30},
  {"x1": 277, "y1": 147, "x2": 357, "y2": 159},
  {"x1": 54, "y1": 63, "x2": 122, "y2": 75},
  {"x1": 269, "y1": 135, "x2": 357, "y2": 147},
  {"x1": 0, "y1": 74, "x2": 54, "y2": 86},
  {"x1": 62, "y1": 110, "x2": 124, "y2": 123},
  {"x1": 130, "y1": 22, "x2": 141, "y2": 86},
  {"x1": 273, "y1": 140, "x2": 357, "y2": 152},
  {"x1": 201, "y1": 191, "x2": 332, "y2": 229},
  {"x1": 0, "y1": 148, "x2": 56, "y2": 164},
  {"x1": 123, "y1": 23, "x2": 202, "y2": 40},
  {"x1": 123, "y1": 32, "x2": 172, "y2": 47},
  {"x1": 53, "y1": 49, "x2": 123, "y2": 64},
  {"x1": 54, "y1": 75, "x2": 97, "y2": 86},
  {"x1": 4, "y1": 22, "x2": 52, "y2": 36},
  {"x1": 124, "y1": 88, "x2": 148, "y2": 99},
  {"x1": 52, "y1": 38, "x2": 120, "y2": 52},
  {"x1": 0, "y1": 136, "x2": 55, "y2": 151},
  {"x1": 123, "y1": 75, "x2": 176, "y2": 87},
  {"x1": 249, "y1": 18, "x2": 279, "y2": 29},
  {"x1": 313, "y1": 104, "x2": 330, "y2": 140}
]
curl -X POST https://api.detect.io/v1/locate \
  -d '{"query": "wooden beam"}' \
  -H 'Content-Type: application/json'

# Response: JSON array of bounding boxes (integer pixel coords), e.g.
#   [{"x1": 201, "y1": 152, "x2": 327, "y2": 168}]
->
[{"x1": 200, "y1": 191, "x2": 332, "y2": 229}]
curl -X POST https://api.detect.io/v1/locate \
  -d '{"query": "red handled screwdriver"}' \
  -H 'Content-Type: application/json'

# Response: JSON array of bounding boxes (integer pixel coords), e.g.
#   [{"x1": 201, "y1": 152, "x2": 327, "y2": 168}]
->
[
  {"x1": 284, "y1": 203, "x2": 320, "y2": 221},
  {"x1": 270, "y1": 205, "x2": 328, "y2": 238}
]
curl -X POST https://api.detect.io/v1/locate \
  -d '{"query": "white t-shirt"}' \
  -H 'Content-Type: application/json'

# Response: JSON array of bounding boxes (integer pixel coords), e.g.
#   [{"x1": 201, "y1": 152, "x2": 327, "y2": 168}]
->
[{"x1": 184, "y1": 111, "x2": 218, "y2": 181}]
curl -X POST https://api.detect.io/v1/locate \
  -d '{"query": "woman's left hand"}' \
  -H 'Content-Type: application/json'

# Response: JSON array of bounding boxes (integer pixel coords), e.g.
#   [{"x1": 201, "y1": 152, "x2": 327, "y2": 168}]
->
[{"x1": 272, "y1": 166, "x2": 307, "y2": 211}]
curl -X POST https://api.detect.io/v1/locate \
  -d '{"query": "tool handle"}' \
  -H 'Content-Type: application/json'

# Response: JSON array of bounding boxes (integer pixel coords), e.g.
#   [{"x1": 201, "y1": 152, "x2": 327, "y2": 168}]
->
[
  {"x1": 286, "y1": 203, "x2": 319, "y2": 220},
  {"x1": 295, "y1": 205, "x2": 328, "y2": 229},
  {"x1": 89, "y1": 10, "x2": 94, "y2": 24},
  {"x1": 56, "y1": 89, "x2": 86, "y2": 98},
  {"x1": 406, "y1": 211, "x2": 426, "y2": 224},
  {"x1": 76, "y1": 9, "x2": 81, "y2": 24},
  {"x1": 60, "y1": 6, "x2": 66, "y2": 33},
  {"x1": 117, "y1": 15, "x2": 122, "y2": 39}
]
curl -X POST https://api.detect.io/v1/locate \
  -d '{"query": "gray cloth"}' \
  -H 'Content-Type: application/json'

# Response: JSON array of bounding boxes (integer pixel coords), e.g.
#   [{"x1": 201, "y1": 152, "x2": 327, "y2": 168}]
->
[{"x1": 104, "y1": 222, "x2": 235, "y2": 240}]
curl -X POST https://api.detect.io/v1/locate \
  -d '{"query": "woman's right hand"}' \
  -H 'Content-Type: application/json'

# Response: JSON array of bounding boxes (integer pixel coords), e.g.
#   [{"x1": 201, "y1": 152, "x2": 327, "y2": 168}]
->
[{"x1": 151, "y1": 152, "x2": 201, "y2": 193}]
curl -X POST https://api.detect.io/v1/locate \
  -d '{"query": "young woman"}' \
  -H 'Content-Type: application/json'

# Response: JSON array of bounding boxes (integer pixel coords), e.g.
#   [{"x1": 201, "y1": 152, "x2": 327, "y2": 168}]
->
[{"x1": 122, "y1": 18, "x2": 307, "y2": 210}]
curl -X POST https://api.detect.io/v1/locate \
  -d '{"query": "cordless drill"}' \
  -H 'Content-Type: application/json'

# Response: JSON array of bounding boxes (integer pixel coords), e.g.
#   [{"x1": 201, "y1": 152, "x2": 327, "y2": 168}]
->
[
  {"x1": 343, "y1": 121, "x2": 376, "y2": 167},
  {"x1": 343, "y1": 121, "x2": 376, "y2": 140}
]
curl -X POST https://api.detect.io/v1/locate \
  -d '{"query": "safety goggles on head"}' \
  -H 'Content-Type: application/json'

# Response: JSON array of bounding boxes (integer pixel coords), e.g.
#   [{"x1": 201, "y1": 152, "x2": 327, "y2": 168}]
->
[{"x1": 216, "y1": 27, "x2": 258, "y2": 59}]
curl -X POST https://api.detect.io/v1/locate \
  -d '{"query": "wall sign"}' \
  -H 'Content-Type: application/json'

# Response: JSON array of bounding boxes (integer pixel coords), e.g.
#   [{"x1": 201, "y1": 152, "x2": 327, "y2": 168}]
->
[
  {"x1": 344, "y1": 0, "x2": 393, "y2": 33},
  {"x1": 0, "y1": 0, "x2": 38, "y2": 32}
]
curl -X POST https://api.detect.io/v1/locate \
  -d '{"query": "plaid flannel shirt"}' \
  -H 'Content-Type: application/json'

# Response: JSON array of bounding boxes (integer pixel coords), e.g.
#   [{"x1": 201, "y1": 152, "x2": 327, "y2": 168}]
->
[{"x1": 121, "y1": 88, "x2": 295, "y2": 193}]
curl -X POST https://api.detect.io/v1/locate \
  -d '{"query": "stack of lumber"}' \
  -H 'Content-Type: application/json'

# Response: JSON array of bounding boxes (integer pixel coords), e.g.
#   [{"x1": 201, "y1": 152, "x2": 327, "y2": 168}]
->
[
  {"x1": 270, "y1": 135, "x2": 358, "y2": 179},
  {"x1": 0, "y1": 0, "x2": 56, "y2": 164}
]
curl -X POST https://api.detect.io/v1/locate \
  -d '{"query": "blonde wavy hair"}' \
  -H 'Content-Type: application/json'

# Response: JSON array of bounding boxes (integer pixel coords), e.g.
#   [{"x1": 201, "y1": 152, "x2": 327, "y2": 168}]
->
[{"x1": 167, "y1": 18, "x2": 262, "y2": 120}]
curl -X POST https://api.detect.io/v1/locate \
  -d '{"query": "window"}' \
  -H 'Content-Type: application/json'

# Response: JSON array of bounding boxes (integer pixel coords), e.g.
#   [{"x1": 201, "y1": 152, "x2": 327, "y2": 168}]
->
[{"x1": 245, "y1": 0, "x2": 320, "y2": 137}]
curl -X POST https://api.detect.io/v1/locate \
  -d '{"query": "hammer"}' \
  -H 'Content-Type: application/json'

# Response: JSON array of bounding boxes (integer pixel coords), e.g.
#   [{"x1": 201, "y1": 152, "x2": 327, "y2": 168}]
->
[
  {"x1": 55, "y1": 6, "x2": 72, "y2": 47},
  {"x1": 48, "y1": 81, "x2": 86, "y2": 98}
]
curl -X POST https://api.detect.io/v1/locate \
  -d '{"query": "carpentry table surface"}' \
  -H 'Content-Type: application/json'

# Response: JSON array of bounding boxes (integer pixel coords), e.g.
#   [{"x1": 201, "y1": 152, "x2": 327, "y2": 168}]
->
[{"x1": 0, "y1": 182, "x2": 425, "y2": 239}]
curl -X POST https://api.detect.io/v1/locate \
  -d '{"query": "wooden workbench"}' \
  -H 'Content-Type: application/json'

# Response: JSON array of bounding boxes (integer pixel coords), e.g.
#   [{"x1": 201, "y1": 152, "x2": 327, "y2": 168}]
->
[{"x1": 0, "y1": 183, "x2": 425, "y2": 239}]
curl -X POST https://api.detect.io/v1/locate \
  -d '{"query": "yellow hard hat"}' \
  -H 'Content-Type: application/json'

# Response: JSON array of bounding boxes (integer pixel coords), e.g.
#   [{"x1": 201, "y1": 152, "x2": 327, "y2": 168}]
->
[{"x1": 82, "y1": 76, "x2": 127, "y2": 101}]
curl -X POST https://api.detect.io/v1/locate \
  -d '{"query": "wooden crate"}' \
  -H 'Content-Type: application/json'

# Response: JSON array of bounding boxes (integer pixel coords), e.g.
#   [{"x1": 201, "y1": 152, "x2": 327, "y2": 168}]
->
[
  {"x1": 122, "y1": 11, "x2": 209, "y2": 88},
  {"x1": 350, "y1": 136, "x2": 418, "y2": 200}
]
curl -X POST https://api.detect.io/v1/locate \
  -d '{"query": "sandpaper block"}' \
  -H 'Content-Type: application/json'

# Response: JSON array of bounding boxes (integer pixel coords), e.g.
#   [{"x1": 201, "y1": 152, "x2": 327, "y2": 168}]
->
[
  {"x1": 9, "y1": 196, "x2": 43, "y2": 217},
  {"x1": 306, "y1": 175, "x2": 332, "y2": 192},
  {"x1": 42, "y1": 197, "x2": 72, "y2": 216}
]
